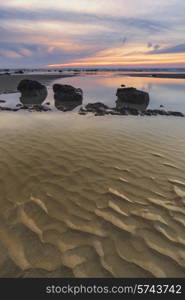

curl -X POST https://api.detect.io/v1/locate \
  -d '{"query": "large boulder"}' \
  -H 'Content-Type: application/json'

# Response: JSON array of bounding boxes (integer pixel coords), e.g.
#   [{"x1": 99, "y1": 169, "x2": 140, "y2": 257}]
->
[
  {"x1": 53, "y1": 84, "x2": 83, "y2": 102},
  {"x1": 17, "y1": 79, "x2": 47, "y2": 105},
  {"x1": 116, "y1": 87, "x2": 149, "y2": 111}
]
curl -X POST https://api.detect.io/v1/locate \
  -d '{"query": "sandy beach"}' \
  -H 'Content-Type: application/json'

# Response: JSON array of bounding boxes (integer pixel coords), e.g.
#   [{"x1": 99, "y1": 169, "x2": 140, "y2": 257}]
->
[{"x1": 0, "y1": 71, "x2": 184, "y2": 278}]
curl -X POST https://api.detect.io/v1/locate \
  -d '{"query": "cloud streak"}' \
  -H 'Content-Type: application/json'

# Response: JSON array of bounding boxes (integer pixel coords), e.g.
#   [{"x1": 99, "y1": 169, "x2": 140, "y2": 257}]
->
[
  {"x1": 149, "y1": 43, "x2": 185, "y2": 54},
  {"x1": 0, "y1": 0, "x2": 185, "y2": 67}
]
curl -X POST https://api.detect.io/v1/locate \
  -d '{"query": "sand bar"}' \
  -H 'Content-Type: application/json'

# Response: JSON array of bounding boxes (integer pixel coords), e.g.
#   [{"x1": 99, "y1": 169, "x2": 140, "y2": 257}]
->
[{"x1": 124, "y1": 73, "x2": 185, "y2": 79}]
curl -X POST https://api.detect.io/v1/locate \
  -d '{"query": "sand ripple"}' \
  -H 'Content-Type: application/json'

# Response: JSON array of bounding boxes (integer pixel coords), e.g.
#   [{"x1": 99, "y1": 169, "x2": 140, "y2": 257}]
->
[{"x1": 0, "y1": 114, "x2": 185, "y2": 277}]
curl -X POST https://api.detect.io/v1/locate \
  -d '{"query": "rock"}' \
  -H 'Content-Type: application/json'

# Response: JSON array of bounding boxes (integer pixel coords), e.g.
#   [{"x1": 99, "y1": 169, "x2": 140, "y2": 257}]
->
[
  {"x1": 79, "y1": 111, "x2": 87, "y2": 115},
  {"x1": 143, "y1": 110, "x2": 155, "y2": 116},
  {"x1": 118, "y1": 108, "x2": 128, "y2": 115},
  {"x1": 116, "y1": 87, "x2": 149, "y2": 111},
  {"x1": 53, "y1": 84, "x2": 83, "y2": 102},
  {"x1": 85, "y1": 102, "x2": 109, "y2": 112},
  {"x1": 0, "y1": 72, "x2": 11, "y2": 76},
  {"x1": 152, "y1": 109, "x2": 169, "y2": 115},
  {"x1": 127, "y1": 108, "x2": 139, "y2": 115},
  {"x1": 0, "y1": 106, "x2": 19, "y2": 111},
  {"x1": 15, "y1": 70, "x2": 24, "y2": 74},
  {"x1": 17, "y1": 79, "x2": 47, "y2": 105},
  {"x1": 168, "y1": 111, "x2": 184, "y2": 117},
  {"x1": 0, "y1": 100, "x2": 6, "y2": 103},
  {"x1": 143, "y1": 109, "x2": 184, "y2": 117},
  {"x1": 16, "y1": 103, "x2": 22, "y2": 107},
  {"x1": 95, "y1": 113, "x2": 105, "y2": 116},
  {"x1": 105, "y1": 109, "x2": 121, "y2": 115},
  {"x1": 55, "y1": 99, "x2": 82, "y2": 111},
  {"x1": 27, "y1": 105, "x2": 51, "y2": 112}
]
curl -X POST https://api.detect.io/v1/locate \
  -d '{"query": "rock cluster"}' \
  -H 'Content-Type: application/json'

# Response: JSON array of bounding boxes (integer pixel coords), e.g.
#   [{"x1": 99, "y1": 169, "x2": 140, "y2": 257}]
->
[
  {"x1": 78, "y1": 103, "x2": 185, "y2": 117},
  {"x1": 0, "y1": 80, "x2": 184, "y2": 117}
]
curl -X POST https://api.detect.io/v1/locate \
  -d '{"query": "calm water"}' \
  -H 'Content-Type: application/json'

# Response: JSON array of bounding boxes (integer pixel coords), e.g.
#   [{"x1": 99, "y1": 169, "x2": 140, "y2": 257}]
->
[
  {"x1": 0, "y1": 72, "x2": 185, "y2": 278},
  {"x1": 1, "y1": 72, "x2": 185, "y2": 112}
]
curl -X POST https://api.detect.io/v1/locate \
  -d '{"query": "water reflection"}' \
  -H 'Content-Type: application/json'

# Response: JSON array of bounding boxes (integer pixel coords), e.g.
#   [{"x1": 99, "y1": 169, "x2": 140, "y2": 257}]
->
[
  {"x1": 54, "y1": 96, "x2": 82, "y2": 111},
  {"x1": 55, "y1": 74, "x2": 185, "y2": 112}
]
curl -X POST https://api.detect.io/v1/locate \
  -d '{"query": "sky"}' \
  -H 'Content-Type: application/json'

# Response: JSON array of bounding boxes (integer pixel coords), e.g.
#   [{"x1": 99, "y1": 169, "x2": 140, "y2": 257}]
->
[{"x1": 0, "y1": 0, "x2": 185, "y2": 68}]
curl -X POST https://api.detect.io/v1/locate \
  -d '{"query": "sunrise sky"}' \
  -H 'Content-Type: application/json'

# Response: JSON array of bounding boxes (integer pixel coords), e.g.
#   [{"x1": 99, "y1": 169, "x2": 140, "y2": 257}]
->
[{"x1": 0, "y1": 0, "x2": 185, "y2": 68}]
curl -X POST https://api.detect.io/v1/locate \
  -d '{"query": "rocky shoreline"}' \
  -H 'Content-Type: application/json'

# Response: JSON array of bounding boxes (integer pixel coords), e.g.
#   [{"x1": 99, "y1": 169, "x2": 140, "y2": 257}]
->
[{"x1": 0, "y1": 79, "x2": 184, "y2": 117}]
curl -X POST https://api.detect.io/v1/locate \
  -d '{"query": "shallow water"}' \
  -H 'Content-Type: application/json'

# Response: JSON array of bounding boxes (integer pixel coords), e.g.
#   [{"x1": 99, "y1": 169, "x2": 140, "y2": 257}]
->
[
  {"x1": 0, "y1": 111, "x2": 185, "y2": 278},
  {"x1": 54, "y1": 72, "x2": 185, "y2": 112},
  {"x1": 1, "y1": 72, "x2": 185, "y2": 112}
]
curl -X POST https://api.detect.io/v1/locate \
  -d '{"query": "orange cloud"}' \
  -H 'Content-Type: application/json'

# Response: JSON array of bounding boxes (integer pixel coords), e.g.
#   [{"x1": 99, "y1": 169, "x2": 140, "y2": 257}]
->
[{"x1": 48, "y1": 44, "x2": 185, "y2": 67}]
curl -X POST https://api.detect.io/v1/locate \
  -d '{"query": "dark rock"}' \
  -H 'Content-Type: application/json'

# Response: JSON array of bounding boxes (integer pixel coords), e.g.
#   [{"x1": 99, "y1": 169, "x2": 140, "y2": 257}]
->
[
  {"x1": 53, "y1": 84, "x2": 83, "y2": 102},
  {"x1": 17, "y1": 79, "x2": 47, "y2": 106},
  {"x1": 79, "y1": 111, "x2": 87, "y2": 115},
  {"x1": 79, "y1": 107, "x2": 87, "y2": 113},
  {"x1": 0, "y1": 100, "x2": 6, "y2": 103},
  {"x1": 15, "y1": 70, "x2": 24, "y2": 74},
  {"x1": 168, "y1": 111, "x2": 184, "y2": 117},
  {"x1": 18, "y1": 79, "x2": 45, "y2": 92},
  {"x1": 127, "y1": 108, "x2": 139, "y2": 115},
  {"x1": 119, "y1": 108, "x2": 129, "y2": 115},
  {"x1": 152, "y1": 109, "x2": 169, "y2": 115},
  {"x1": 105, "y1": 109, "x2": 121, "y2": 115},
  {"x1": 143, "y1": 110, "x2": 154, "y2": 116},
  {"x1": 143, "y1": 109, "x2": 184, "y2": 117},
  {"x1": 0, "y1": 106, "x2": 19, "y2": 111},
  {"x1": 27, "y1": 105, "x2": 51, "y2": 112},
  {"x1": 16, "y1": 103, "x2": 22, "y2": 107},
  {"x1": 85, "y1": 102, "x2": 109, "y2": 112},
  {"x1": 55, "y1": 99, "x2": 82, "y2": 111},
  {"x1": 116, "y1": 87, "x2": 150, "y2": 111},
  {"x1": 95, "y1": 112, "x2": 106, "y2": 116}
]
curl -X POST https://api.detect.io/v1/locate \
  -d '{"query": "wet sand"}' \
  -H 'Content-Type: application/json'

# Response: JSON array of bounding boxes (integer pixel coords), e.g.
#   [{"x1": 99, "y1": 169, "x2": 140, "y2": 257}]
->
[
  {"x1": 0, "y1": 113, "x2": 185, "y2": 278},
  {"x1": 0, "y1": 74, "x2": 73, "y2": 94}
]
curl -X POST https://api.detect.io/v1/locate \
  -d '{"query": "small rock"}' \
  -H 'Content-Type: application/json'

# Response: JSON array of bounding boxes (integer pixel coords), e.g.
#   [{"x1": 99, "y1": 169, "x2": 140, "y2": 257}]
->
[
  {"x1": 85, "y1": 102, "x2": 109, "y2": 112},
  {"x1": 168, "y1": 111, "x2": 184, "y2": 117},
  {"x1": 79, "y1": 111, "x2": 87, "y2": 115}
]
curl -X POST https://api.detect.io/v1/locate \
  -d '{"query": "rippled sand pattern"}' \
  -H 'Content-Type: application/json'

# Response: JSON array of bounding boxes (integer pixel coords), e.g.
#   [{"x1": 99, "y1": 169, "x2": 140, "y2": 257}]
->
[{"x1": 0, "y1": 113, "x2": 185, "y2": 278}]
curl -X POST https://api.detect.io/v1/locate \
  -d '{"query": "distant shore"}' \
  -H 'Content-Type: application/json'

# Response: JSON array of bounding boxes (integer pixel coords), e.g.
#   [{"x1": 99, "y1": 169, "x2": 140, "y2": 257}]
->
[
  {"x1": 125, "y1": 73, "x2": 185, "y2": 79},
  {"x1": 0, "y1": 73, "x2": 73, "y2": 94}
]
